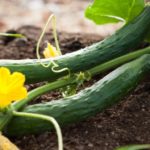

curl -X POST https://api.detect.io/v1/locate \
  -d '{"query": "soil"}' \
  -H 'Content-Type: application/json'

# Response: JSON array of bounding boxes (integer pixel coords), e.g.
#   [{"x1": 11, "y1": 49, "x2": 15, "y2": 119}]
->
[
  {"x1": 0, "y1": 26, "x2": 150, "y2": 150},
  {"x1": 0, "y1": 0, "x2": 120, "y2": 36}
]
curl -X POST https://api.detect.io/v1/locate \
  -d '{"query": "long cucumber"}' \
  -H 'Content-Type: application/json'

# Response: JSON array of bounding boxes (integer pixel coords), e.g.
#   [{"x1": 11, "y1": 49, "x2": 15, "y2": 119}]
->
[
  {"x1": 5, "y1": 54, "x2": 150, "y2": 136},
  {"x1": 1, "y1": 6, "x2": 150, "y2": 84}
]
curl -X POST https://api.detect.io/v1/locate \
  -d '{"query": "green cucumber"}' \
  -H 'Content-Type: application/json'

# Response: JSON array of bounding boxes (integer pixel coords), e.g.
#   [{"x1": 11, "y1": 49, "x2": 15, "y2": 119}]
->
[
  {"x1": 5, "y1": 54, "x2": 150, "y2": 136},
  {"x1": 1, "y1": 6, "x2": 150, "y2": 84}
]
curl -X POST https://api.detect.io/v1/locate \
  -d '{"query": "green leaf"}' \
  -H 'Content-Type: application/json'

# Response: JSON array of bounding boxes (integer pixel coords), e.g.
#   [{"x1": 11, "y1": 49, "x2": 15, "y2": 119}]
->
[
  {"x1": 115, "y1": 144, "x2": 150, "y2": 150},
  {"x1": 85, "y1": 0, "x2": 145, "y2": 25}
]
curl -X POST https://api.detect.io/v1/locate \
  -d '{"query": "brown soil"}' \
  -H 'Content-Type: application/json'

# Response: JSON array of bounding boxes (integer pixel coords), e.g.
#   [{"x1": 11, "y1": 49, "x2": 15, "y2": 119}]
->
[{"x1": 0, "y1": 26, "x2": 150, "y2": 150}]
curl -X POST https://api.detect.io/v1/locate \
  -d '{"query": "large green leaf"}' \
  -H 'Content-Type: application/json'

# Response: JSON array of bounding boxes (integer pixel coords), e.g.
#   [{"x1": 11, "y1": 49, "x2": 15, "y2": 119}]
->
[{"x1": 85, "y1": 0, "x2": 145, "y2": 24}]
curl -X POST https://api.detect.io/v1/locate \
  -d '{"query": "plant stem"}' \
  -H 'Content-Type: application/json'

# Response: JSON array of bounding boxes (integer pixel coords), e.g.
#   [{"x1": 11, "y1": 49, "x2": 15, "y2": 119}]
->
[
  {"x1": 0, "y1": 33, "x2": 25, "y2": 38},
  {"x1": 12, "y1": 111, "x2": 63, "y2": 150},
  {"x1": 36, "y1": 14, "x2": 61, "y2": 69},
  {"x1": 116, "y1": 144, "x2": 150, "y2": 150},
  {"x1": 13, "y1": 77, "x2": 75, "y2": 110},
  {"x1": 0, "y1": 109, "x2": 13, "y2": 131},
  {"x1": 89, "y1": 46, "x2": 150, "y2": 75}
]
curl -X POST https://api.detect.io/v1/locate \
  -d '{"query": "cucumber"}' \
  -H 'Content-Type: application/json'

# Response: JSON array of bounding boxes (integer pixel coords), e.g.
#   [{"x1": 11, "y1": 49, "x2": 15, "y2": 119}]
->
[
  {"x1": 5, "y1": 54, "x2": 150, "y2": 136},
  {"x1": 1, "y1": 6, "x2": 150, "y2": 84}
]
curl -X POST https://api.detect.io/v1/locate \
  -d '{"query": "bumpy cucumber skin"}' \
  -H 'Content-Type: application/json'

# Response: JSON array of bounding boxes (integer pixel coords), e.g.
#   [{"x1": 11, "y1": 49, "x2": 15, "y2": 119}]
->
[
  {"x1": 1, "y1": 7, "x2": 150, "y2": 84},
  {"x1": 5, "y1": 55, "x2": 150, "y2": 136}
]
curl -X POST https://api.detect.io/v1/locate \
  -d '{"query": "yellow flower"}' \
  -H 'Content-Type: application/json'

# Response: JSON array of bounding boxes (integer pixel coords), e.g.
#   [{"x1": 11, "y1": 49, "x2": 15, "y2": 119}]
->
[
  {"x1": 43, "y1": 43, "x2": 60, "y2": 58},
  {"x1": 0, "y1": 67, "x2": 27, "y2": 108}
]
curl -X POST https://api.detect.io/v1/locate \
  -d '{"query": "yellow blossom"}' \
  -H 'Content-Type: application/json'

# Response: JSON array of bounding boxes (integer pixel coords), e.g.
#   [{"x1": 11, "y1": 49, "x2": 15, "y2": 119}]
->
[
  {"x1": 43, "y1": 43, "x2": 60, "y2": 58},
  {"x1": 0, "y1": 67, "x2": 27, "y2": 108}
]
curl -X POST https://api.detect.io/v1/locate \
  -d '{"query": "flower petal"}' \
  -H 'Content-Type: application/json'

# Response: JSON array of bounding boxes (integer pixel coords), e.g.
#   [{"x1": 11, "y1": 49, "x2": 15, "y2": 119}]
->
[
  {"x1": 0, "y1": 67, "x2": 11, "y2": 92},
  {"x1": 8, "y1": 72, "x2": 25, "y2": 90},
  {"x1": 43, "y1": 43, "x2": 60, "y2": 58},
  {"x1": 0, "y1": 98, "x2": 10, "y2": 108},
  {"x1": 8, "y1": 87, "x2": 27, "y2": 101},
  {"x1": 0, "y1": 67, "x2": 27, "y2": 108}
]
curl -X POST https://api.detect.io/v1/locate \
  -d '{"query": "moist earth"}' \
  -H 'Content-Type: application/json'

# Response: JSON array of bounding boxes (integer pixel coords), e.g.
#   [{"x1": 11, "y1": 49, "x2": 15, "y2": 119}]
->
[{"x1": 0, "y1": 26, "x2": 150, "y2": 150}]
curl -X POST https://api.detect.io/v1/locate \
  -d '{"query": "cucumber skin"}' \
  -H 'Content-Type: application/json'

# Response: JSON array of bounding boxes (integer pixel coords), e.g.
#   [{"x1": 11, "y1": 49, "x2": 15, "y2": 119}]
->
[
  {"x1": 5, "y1": 54, "x2": 150, "y2": 136},
  {"x1": 1, "y1": 7, "x2": 150, "y2": 84}
]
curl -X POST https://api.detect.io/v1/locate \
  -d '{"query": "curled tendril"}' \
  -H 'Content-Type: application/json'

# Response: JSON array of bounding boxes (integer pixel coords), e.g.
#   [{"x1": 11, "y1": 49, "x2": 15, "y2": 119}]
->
[{"x1": 36, "y1": 14, "x2": 70, "y2": 75}]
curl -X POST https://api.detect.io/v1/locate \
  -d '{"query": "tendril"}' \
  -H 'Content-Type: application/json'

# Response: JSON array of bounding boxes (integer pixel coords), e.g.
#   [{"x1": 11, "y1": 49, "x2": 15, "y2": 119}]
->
[{"x1": 36, "y1": 14, "x2": 69, "y2": 75}]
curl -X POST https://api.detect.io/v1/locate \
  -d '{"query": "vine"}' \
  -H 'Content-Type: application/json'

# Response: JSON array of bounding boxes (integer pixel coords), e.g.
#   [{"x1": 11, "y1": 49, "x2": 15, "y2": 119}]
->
[{"x1": 36, "y1": 14, "x2": 69, "y2": 74}]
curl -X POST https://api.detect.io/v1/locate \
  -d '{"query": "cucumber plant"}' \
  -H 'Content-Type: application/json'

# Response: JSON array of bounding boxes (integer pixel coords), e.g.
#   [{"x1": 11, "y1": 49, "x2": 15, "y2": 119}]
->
[
  {"x1": 4, "y1": 54, "x2": 150, "y2": 136},
  {"x1": 0, "y1": 0, "x2": 150, "y2": 149}
]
